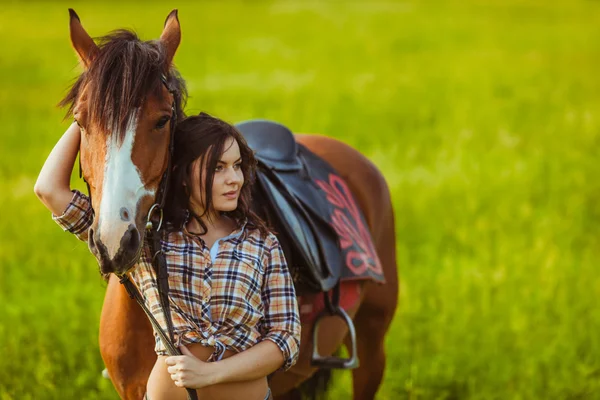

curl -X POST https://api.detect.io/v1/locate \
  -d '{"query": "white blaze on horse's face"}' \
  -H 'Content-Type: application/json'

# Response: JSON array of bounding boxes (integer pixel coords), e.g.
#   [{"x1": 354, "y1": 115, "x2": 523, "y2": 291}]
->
[
  {"x1": 97, "y1": 110, "x2": 153, "y2": 261},
  {"x1": 67, "y1": 8, "x2": 181, "y2": 274}
]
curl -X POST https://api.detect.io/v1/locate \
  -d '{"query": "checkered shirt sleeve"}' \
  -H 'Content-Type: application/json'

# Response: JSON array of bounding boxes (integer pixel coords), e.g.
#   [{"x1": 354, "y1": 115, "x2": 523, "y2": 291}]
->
[
  {"x1": 260, "y1": 233, "x2": 301, "y2": 371},
  {"x1": 52, "y1": 190, "x2": 94, "y2": 242}
]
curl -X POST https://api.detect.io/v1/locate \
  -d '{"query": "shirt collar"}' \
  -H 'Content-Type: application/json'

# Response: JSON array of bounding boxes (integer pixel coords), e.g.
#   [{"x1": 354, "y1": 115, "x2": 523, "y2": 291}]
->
[
  {"x1": 226, "y1": 218, "x2": 247, "y2": 244},
  {"x1": 182, "y1": 210, "x2": 247, "y2": 244}
]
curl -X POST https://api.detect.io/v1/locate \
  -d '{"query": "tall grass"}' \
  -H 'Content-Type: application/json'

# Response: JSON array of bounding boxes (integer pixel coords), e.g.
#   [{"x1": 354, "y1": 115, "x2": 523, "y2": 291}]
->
[{"x1": 1, "y1": 1, "x2": 600, "y2": 398}]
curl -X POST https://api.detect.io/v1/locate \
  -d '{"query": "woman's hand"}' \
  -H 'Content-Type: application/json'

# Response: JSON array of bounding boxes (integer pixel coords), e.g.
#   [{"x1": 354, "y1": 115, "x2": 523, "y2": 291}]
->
[{"x1": 165, "y1": 346, "x2": 218, "y2": 389}]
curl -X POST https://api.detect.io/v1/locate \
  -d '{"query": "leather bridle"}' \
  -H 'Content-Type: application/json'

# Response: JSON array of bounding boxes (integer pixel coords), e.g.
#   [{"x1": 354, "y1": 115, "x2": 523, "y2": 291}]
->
[{"x1": 90, "y1": 74, "x2": 198, "y2": 400}]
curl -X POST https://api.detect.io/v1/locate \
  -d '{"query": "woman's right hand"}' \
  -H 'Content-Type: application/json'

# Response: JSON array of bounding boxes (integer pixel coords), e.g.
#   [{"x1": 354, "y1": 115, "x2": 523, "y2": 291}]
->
[
  {"x1": 34, "y1": 122, "x2": 82, "y2": 216},
  {"x1": 165, "y1": 346, "x2": 219, "y2": 389}
]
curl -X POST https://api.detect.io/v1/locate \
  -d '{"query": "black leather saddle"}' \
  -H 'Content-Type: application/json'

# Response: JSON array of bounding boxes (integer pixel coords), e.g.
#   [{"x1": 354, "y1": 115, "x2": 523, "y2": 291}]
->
[
  {"x1": 236, "y1": 119, "x2": 359, "y2": 370},
  {"x1": 236, "y1": 120, "x2": 342, "y2": 293}
]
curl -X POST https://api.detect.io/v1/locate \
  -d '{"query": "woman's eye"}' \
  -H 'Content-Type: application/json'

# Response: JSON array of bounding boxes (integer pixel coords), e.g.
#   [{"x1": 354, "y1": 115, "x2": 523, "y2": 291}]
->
[
  {"x1": 215, "y1": 165, "x2": 223, "y2": 172},
  {"x1": 155, "y1": 116, "x2": 170, "y2": 129},
  {"x1": 234, "y1": 163, "x2": 242, "y2": 170}
]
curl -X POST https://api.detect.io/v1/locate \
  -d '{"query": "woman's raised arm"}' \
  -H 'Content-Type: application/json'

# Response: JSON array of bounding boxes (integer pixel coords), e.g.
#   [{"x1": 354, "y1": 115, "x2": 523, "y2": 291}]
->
[{"x1": 34, "y1": 122, "x2": 81, "y2": 216}]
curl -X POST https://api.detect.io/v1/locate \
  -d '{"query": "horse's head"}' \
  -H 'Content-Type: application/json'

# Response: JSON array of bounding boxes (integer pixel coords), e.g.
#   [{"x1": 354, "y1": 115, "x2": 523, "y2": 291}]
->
[{"x1": 61, "y1": 9, "x2": 186, "y2": 275}]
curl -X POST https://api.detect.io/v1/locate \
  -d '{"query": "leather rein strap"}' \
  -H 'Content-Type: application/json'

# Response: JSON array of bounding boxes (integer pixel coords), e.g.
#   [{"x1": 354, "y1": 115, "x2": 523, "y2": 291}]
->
[{"x1": 116, "y1": 76, "x2": 199, "y2": 400}]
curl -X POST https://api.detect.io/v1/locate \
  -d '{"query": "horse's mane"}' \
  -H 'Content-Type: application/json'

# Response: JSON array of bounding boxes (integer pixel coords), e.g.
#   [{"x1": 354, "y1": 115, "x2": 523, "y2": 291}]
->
[{"x1": 60, "y1": 30, "x2": 187, "y2": 137}]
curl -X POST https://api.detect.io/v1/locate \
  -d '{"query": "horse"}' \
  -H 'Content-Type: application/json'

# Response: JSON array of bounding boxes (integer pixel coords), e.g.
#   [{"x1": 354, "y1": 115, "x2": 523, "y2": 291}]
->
[{"x1": 62, "y1": 9, "x2": 398, "y2": 400}]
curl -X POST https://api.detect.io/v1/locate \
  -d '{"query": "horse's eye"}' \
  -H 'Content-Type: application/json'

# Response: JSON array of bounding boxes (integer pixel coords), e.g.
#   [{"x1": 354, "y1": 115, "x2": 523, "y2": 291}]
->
[
  {"x1": 74, "y1": 119, "x2": 85, "y2": 132},
  {"x1": 155, "y1": 116, "x2": 171, "y2": 129}
]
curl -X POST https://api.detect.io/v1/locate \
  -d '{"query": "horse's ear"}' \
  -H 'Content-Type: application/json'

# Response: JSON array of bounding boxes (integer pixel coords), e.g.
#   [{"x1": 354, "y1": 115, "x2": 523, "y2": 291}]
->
[
  {"x1": 160, "y1": 9, "x2": 181, "y2": 72},
  {"x1": 68, "y1": 9, "x2": 98, "y2": 69}
]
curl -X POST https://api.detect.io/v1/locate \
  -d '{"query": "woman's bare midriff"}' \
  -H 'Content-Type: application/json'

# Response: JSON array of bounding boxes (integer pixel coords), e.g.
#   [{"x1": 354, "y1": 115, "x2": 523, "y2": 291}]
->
[{"x1": 146, "y1": 343, "x2": 269, "y2": 400}]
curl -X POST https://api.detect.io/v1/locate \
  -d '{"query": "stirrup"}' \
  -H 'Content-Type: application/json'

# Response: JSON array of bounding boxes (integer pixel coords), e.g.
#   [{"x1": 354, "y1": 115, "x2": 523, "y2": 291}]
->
[{"x1": 310, "y1": 305, "x2": 359, "y2": 369}]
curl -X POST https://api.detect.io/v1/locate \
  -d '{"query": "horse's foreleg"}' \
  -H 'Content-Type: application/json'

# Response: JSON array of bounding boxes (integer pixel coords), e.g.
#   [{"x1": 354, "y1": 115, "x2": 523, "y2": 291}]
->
[
  {"x1": 100, "y1": 275, "x2": 156, "y2": 400},
  {"x1": 346, "y1": 240, "x2": 398, "y2": 399},
  {"x1": 345, "y1": 184, "x2": 399, "y2": 400},
  {"x1": 344, "y1": 300, "x2": 390, "y2": 399}
]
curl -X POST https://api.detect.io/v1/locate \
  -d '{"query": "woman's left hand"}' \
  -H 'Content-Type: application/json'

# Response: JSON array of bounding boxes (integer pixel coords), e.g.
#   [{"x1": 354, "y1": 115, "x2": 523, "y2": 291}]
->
[{"x1": 165, "y1": 345, "x2": 217, "y2": 389}]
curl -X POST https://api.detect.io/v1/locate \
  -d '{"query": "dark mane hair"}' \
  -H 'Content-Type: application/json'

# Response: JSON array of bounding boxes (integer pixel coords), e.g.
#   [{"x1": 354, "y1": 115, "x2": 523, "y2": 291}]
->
[
  {"x1": 59, "y1": 30, "x2": 187, "y2": 135},
  {"x1": 164, "y1": 112, "x2": 269, "y2": 237}
]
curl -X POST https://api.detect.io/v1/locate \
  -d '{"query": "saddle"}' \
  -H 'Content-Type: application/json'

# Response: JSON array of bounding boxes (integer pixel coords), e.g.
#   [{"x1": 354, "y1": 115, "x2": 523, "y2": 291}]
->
[
  {"x1": 236, "y1": 120, "x2": 342, "y2": 293},
  {"x1": 236, "y1": 119, "x2": 360, "y2": 370}
]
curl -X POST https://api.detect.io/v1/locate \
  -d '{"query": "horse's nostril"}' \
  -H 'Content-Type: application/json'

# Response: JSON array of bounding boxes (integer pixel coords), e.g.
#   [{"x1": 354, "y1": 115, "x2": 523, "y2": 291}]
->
[
  {"x1": 88, "y1": 228, "x2": 112, "y2": 273},
  {"x1": 111, "y1": 225, "x2": 141, "y2": 274},
  {"x1": 123, "y1": 225, "x2": 140, "y2": 254},
  {"x1": 88, "y1": 228, "x2": 97, "y2": 254}
]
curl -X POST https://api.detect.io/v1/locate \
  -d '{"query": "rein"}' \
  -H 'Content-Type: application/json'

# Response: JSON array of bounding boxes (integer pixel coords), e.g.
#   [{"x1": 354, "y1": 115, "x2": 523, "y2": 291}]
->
[{"x1": 95, "y1": 75, "x2": 198, "y2": 400}]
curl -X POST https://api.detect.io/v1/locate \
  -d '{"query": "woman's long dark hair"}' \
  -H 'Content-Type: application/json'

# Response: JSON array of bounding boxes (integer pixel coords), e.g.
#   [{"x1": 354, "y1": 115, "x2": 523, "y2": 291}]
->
[{"x1": 164, "y1": 112, "x2": 268, "y2": 236}]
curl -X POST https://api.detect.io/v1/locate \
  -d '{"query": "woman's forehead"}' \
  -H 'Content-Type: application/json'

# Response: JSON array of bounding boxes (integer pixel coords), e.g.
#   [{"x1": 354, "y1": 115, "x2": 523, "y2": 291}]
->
[
  {"x1": 220, "y1": 137, "x2": 241, "y2": 161},
  {"x1": 191, "y1": 137, "x2": 240, "y2": 168}
]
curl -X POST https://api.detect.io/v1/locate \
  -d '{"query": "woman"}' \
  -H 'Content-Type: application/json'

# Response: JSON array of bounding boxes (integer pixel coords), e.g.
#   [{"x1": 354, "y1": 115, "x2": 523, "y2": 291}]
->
[{"x1": 34, "y1": 112, "x2": 301, "y2": 400}]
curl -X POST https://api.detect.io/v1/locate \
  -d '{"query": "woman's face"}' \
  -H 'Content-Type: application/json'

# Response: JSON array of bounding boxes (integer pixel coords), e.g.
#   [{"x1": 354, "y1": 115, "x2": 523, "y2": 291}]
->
[{"x1": 189, "y1": 137, "x2": 244, "y2": 216}]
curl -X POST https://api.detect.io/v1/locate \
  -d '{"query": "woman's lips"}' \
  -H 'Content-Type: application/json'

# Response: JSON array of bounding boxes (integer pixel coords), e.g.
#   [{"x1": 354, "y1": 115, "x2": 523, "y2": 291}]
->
[{"x1": 223, "y1": 191, "x2": 238, "y2": 199}]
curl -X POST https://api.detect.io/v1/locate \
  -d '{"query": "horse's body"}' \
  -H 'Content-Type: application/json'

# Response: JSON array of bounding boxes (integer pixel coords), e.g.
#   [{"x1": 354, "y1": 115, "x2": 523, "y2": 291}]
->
[
  {"x1": 100, "y1": 134, "x2": 398, "y2": 400},
  {"x1": 63, "y1": 9, "x2": 398, "y2": 400}
]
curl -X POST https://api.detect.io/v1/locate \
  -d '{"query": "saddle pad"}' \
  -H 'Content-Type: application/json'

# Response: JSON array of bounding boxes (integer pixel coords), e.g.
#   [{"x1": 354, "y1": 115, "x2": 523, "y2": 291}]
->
[{"x1": 298, "y1": 145, "x2": 385, "y2": 284}]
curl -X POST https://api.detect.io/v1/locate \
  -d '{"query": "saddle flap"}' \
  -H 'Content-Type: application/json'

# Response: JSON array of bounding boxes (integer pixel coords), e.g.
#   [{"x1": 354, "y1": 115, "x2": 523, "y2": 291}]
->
[
  {"x1": 235, "y1": 120, "x2": 302, "y2": 171},
  {"x1": 256, "y1": 170, "x2": 341, "y2": 292}
]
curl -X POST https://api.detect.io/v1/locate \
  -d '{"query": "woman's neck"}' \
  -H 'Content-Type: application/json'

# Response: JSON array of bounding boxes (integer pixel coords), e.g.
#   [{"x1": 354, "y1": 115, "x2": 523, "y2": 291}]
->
[{"x1": 186, "y1": 209, "x2": 233, "y2": 237}]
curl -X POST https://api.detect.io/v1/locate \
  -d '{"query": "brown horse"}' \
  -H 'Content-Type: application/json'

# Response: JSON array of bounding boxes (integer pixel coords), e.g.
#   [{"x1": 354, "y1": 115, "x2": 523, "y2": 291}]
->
[{"x1": 64, "y1": 9, "x2": 398, "y2": 400}]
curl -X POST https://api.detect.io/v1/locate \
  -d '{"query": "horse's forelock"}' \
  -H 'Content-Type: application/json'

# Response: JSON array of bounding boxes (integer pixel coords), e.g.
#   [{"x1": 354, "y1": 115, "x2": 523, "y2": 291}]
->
[{"x1": 60, "y1": 29, "x2": 187, "y2": 138}]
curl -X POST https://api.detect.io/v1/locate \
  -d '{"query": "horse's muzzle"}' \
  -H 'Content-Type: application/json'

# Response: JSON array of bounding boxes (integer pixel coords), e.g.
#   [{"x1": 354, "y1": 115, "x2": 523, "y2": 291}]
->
[{"x1": 89, "y1": 225, "x2": 142, "y2": 274}]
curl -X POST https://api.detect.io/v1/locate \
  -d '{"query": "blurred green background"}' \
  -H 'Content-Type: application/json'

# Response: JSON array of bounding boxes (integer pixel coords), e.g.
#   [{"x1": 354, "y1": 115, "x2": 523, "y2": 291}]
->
[{"x1": 2, "y1": 0, "x2": 600, "y2": 399}]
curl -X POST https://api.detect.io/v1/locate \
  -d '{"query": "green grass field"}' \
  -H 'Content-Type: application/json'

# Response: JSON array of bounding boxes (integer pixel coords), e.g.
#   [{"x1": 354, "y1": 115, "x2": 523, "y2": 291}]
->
[{"x1": 2, "y1": 0, "x2": 600, "y2": 398}]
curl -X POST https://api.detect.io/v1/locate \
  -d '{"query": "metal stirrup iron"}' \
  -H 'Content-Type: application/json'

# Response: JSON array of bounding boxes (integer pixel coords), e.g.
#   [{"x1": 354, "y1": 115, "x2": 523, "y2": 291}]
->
[{"x1": 310, "y1": 281, "x2": 359, "y2": 369}]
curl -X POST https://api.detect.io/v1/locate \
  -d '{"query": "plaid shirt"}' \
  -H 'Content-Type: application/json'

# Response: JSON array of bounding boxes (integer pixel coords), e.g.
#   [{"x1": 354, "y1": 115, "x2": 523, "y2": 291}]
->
[{"x1": 53, "y1": 190, "x2": 301, "y2": 370}]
